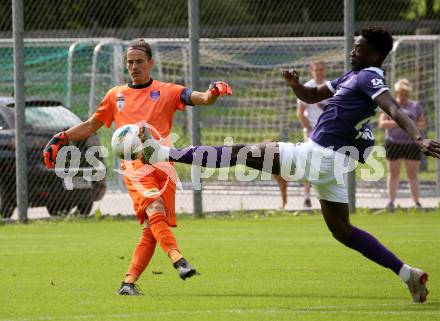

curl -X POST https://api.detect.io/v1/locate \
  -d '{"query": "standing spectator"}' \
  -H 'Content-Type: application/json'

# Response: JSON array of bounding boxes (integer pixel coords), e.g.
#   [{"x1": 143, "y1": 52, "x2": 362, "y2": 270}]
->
[
  {"x1": 379, "y1": 79, "x2": 426, "y2": 210},
  {"x1": 297, "y1": 61, "x2": 328, "y2": 208},
  {"x1": 274, "y1": 61, "x2": 327, "y2": 208}
]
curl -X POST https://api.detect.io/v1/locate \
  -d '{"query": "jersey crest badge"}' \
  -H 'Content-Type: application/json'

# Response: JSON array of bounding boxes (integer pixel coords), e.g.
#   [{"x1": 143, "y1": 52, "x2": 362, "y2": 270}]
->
[
  {"x1": 150, "y1": 91, "x2": 160, "y2": 101},
  {"x1": 116, "y1": 93, "x2": 125, "y2": 110}
]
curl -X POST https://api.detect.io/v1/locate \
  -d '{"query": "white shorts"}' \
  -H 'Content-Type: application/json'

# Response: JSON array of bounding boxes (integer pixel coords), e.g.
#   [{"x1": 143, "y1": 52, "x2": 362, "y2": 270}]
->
[{"x1": 278, "y1": 140, "x2": 354, "y2": 203}]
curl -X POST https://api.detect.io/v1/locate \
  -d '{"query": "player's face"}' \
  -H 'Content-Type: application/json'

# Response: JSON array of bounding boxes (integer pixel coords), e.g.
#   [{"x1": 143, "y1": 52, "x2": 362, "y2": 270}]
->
[
  {"x1": 126, "y1": 49, "x2": 154, "y2": 85},
  {"x1": 310, "y1": 64, "x2": 326, "y2": 83},
  {"x1": 350, "y1": 36, "x2": 376, "y2": 70}
]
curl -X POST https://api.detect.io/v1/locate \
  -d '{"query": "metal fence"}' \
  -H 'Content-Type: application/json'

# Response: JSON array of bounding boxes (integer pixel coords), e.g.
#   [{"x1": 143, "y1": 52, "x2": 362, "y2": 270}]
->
[
  {"x1": 1, "y1": 35, "x2": 439, "y2": 219},
  {"x1": 3, "y1": 0, "x2": 440, "y2": 220}
]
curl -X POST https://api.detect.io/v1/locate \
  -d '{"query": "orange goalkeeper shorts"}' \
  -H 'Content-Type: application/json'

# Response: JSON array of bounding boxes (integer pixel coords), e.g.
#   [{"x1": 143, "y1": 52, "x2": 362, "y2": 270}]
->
[{"x1": 121, "y1": 159, "x2": 177, "y2": 226}]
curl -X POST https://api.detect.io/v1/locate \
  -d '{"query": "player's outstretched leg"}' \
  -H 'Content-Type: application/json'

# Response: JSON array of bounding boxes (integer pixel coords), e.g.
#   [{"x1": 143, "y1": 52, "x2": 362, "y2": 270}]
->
[
  {"x1": 142, "y1": 136, "x2": 280, "y2": 175},
  {"x1": 320, "y1": 199, "x2": 428, "y2": 303}
]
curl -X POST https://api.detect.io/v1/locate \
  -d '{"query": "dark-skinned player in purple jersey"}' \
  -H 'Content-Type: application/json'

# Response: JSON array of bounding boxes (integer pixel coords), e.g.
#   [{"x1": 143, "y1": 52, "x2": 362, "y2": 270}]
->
[{"x1": 135, "y1": 27, "x2": 440, "y2": 303}]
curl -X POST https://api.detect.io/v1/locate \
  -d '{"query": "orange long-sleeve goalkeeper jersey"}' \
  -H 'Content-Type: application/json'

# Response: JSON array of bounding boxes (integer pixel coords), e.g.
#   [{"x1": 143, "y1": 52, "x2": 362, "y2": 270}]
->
[
  {"x1": 94, "y1": 79, "x2": 191, "y2": 225},
  {"x1": 94, "y1": 79, "x2": 189, "y2": 142}
]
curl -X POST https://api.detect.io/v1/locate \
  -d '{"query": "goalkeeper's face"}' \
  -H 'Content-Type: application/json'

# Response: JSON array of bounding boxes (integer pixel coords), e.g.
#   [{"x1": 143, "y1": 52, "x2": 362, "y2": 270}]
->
[{"x1": 126, "y1": 49, "x2": 155, "y2": 85}]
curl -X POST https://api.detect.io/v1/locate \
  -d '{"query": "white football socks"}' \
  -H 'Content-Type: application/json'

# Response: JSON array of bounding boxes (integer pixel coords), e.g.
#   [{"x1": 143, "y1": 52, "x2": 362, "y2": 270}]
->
[
  {"x1": 398, "y1": 264, "x2": 412, "y2": 283},
  {"x1": 154, "y1": 146, "x2": 170, "y2": 163}
]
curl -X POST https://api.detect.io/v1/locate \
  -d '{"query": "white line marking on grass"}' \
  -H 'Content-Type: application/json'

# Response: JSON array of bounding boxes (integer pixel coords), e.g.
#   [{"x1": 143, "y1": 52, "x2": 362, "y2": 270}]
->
[
  {"x1": 2, "y1": 308, "x2": 440, "y2": 320},
  {"x1": 2, "y1": 301, "x2": 439, "y2": 321},
  {"x1": 3, "y1": 310, "x2": 440, "y2": 321}
]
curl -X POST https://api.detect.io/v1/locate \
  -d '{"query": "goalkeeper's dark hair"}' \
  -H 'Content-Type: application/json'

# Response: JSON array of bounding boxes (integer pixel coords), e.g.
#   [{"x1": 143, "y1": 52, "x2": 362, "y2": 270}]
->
[
  {"x1": 125, "y1": 39, "x2": 152, "y2": 61},
  {"x1": 360, "y1": 27, "x2": 393, "y2": 60}
]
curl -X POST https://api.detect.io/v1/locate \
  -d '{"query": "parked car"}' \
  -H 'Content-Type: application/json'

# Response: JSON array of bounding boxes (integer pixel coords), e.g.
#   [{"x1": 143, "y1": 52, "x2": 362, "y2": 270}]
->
[{"x1": 0, "y1": 97, "x2": 106, "y2": 218}]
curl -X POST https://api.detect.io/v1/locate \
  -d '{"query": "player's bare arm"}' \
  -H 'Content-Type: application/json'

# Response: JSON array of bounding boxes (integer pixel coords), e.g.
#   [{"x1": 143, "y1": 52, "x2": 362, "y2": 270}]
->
[
  {"x1": 190, "y1": 81, "x2": 232, "y2": 105},
  {"x1": 282, "y1": 69, "x2": 333, "y2": 104},
  {"x1": 190, "y1": 90, "x2": 218, "y2": 105},
  {"x1": 375, "y1": 90, "x2": 440, "y2": 158},
  {"x1": 66, "y1": 115, "x2": 104, "y2": 141}
]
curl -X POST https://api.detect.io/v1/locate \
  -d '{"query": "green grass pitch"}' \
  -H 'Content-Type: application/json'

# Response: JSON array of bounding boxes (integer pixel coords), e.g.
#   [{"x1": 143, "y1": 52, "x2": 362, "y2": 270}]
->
[{"x1": 1, "y1": 211, "x2": 439, "y2": 321}]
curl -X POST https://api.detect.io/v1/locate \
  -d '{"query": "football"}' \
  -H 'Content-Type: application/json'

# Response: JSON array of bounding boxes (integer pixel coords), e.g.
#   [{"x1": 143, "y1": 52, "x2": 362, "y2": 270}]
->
[{"x1": 111, "y1": 124, "x2": 143, "y2": 160}]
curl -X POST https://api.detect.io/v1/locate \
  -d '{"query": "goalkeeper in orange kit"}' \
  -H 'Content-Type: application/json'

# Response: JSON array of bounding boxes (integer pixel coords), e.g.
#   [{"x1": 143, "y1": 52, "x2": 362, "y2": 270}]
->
[{"x1": 43, "y1": 39, "x2": 232, "y2": 295}]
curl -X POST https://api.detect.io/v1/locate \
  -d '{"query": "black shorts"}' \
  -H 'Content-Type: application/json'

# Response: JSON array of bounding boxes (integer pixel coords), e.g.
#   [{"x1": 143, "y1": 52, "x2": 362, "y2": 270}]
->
[{"x1": 385, "y1": 141, "x2": 422, "y2": 161}]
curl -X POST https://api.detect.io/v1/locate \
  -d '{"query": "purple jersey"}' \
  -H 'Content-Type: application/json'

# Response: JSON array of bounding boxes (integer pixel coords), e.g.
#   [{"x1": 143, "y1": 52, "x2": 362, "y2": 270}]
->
[
  {"x1": 311, "y1": 67, "x2": 389, "y2": 163},
  {"x1": 385, "y1": 100, "x2": 422, "y2": 145}
]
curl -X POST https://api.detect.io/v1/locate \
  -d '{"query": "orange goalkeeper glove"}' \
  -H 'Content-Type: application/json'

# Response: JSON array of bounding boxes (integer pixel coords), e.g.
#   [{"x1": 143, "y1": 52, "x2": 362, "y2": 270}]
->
[
  {"x1": 43, "y1": 131, "x2": 69, "y2": 169},
  {"x1": 209, "y1": 81, "x2": 232, "y2": 96}
]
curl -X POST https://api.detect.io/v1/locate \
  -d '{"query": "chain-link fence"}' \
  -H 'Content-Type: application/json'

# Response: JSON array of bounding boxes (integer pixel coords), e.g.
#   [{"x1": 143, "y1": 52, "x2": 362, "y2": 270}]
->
[{"x1": 1, "y1": 0, "x2": 440, "y2": 219}]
